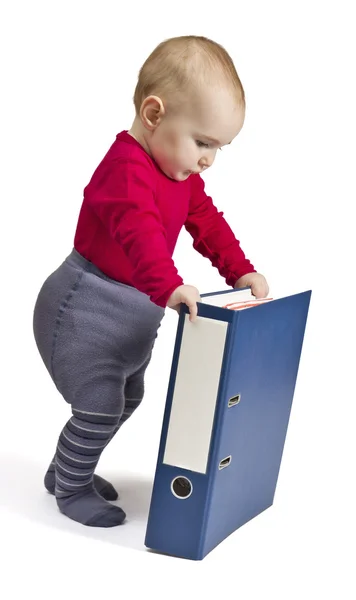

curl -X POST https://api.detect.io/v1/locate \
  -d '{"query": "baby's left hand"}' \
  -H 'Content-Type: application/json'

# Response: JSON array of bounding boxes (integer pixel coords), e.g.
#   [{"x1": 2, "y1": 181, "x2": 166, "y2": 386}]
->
[{"x1": 234, "y1": 272, "x2": 269, "y2": 299}]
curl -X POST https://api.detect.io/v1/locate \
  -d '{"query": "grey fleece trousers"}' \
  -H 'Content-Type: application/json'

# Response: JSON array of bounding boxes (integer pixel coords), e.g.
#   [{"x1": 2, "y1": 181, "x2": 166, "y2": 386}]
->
[{"x1": 33, "y1": 248, "x2": 164, "y2": 526}]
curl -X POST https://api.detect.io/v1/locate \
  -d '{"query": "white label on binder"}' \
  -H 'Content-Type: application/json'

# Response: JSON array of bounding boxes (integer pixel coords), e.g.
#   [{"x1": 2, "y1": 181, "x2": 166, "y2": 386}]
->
[{"x1": 163, "y1": 315, "x2": 228, "y2": 474}]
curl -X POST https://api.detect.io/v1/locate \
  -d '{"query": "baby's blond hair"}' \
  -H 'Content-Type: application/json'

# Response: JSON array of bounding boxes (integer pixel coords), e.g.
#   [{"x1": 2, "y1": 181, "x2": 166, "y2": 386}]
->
[{"x1": 133, "y1": 35, "x2": 245, "y2": 114}]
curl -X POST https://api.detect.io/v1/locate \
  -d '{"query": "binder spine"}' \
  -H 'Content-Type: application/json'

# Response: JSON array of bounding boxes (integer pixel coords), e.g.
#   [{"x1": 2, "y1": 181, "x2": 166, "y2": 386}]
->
[
  {"x1": 197, "y1": 313, "x2": 240, "y2": 556},
  {"x1": 162, "y1": 310, "x2": 229, "y2": 474}
]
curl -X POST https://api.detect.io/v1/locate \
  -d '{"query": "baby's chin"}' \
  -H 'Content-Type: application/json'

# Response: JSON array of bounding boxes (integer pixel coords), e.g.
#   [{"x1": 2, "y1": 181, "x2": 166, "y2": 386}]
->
[
  {"x1": 174, "y1": 170, "x2": 194, "y2": 182},
  {"x1": 163, "y1": 170, "x2": 191, "y2": 182}
]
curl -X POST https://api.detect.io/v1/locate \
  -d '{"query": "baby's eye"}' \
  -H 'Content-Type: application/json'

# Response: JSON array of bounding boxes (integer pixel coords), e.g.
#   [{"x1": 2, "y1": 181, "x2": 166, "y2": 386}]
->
[{"x1": 196, "y1": 140, "x2": 210, "y2": 148}]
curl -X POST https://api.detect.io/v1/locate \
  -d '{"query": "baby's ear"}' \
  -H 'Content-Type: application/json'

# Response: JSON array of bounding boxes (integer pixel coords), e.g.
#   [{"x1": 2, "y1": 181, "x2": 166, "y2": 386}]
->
[{"x1": 140, "y1": 95, "x2": 165, "y2": 130}]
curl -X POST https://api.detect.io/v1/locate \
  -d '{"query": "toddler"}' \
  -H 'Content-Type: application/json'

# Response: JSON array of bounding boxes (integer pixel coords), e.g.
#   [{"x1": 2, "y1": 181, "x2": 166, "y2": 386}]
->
[{"x1": 33, "y1": 35, "x2": 269, "y2": 528}]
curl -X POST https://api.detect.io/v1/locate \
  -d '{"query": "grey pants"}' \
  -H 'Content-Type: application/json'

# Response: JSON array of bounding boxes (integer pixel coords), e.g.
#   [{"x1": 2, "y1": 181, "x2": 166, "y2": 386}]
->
[{"x1": 33, "y1": 248, "x2": 165, "y2": 419}]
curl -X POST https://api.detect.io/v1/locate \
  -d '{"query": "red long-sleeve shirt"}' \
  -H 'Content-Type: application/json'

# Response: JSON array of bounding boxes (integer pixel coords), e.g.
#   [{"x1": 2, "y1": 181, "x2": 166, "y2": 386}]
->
[{"x1": 74, "y1": 130, "x2": 255, "y2": 307}]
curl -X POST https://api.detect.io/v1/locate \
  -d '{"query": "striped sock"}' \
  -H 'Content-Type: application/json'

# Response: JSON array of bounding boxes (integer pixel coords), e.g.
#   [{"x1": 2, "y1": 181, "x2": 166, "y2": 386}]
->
[
  {"x1": 55, "y1": 410, "x2": 126, "y2": 527},
  {"x1": 44, "y1": 458, "x2": 118, "y2": 500}
]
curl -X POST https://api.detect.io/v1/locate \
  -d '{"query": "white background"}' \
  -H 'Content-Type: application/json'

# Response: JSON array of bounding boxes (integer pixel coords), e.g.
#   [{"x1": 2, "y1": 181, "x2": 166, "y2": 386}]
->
[{"x1": 1, "y1": 0, "x2": 355, "y2": 598}]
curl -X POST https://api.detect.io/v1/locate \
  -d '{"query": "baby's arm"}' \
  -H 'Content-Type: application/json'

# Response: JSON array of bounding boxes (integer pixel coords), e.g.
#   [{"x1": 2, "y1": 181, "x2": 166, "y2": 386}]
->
[
  {"x1": 86, "y1": 156, "x2": 183, "y2": 308},
  {"x1": 185, "y1": 174, "x2": 268, "y2": 295},
  {"x1": 86, "y1": 156, "x2": 201, "y2": 318}
]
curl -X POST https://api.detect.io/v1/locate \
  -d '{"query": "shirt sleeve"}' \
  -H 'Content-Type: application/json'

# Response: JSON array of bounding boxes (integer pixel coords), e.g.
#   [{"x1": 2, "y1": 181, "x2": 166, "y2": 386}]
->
[
  {"x1": 86, "y1": 156, "x2": 183, "y2": 307},
  {"x1": 185, "y1": 174, "x2": 255, "y2": 287}
]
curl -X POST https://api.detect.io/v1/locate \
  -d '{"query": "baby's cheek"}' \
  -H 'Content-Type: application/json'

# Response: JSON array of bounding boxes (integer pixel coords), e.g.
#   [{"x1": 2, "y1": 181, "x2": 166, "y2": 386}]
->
[{"x1": 178, "y1": 146, "x2": 192, "y2": 164}]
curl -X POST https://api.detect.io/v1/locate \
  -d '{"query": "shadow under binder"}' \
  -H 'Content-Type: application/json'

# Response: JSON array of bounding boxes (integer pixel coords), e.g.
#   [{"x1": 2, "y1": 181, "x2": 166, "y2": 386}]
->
[{"x1": 144, "y1": 289, "x2": 311, "y2": 560}]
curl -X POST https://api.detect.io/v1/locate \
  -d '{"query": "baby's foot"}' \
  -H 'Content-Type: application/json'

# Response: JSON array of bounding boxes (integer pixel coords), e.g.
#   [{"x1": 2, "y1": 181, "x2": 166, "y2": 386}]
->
[{"x1": 56, "y1": 485, "x2": 126, "y2": 527}]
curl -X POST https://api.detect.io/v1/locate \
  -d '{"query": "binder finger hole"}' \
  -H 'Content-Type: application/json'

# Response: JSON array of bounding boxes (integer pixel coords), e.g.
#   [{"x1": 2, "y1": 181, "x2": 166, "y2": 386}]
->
[{"x1": 171, "y1": 476, "x2": 193, "y2": 499}]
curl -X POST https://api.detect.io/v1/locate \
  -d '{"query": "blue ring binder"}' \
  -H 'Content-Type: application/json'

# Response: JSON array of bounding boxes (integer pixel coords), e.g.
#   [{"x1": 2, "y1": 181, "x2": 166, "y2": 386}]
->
[{"x1": 145, "y1": 287, "x2": 311, "y2": 560}]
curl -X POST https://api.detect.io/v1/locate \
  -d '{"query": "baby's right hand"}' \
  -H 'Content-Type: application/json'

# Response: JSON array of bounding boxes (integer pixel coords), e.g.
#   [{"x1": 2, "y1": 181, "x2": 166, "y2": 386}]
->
[{"x1": 167, "y1": 285, "x2": 201, "y2": 323}]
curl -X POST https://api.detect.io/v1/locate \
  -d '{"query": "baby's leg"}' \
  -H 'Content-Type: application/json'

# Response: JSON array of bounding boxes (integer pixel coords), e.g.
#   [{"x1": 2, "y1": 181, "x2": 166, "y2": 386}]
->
[
  {"x1": 89, "y1": 352, "x2": 151, "y2": 484},
  {"x1": 54, "y1": 402, "x2": 126, "y2": 527},
  {"x1": 33, "y1": 249, "x2": 164, "y2": 526},
  {"x1": 46, "y1": 353, "x2": 152, "y2": 506},
  {"x1": 44, "y1": 456, "x2": 118, "y2": 500},
  {"x1": 52, "y1": 354, "x2": 152, "y2": 512},
  {"x1": 117, "y1": 353, "x2": 152, "y2": 429},
  {"x1": 34, "y1": 262, "x2": 119, "y2": 502}
]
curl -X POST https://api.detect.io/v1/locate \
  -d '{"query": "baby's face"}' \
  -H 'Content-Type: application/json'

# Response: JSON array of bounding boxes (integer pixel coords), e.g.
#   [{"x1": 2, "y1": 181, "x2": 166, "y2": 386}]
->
[{"x1": 149, "y1": 87, "x2": 244, "y2": 182}]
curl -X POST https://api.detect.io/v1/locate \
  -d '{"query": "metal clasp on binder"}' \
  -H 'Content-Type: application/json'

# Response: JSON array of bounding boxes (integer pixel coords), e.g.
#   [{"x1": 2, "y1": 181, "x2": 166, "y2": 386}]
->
[{"x1": 228, "y1": 394, "x2": 241, "y2": 407}]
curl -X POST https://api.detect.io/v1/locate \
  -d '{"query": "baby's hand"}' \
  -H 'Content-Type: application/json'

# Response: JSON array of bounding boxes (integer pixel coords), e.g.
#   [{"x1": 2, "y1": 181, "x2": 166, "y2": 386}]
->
[
  {"x1": 234, "y1": 272, "x2": 269, "y2": 299},
  {"x1": 167, "y1": 285, "x2": 201, "y2": 323}
]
